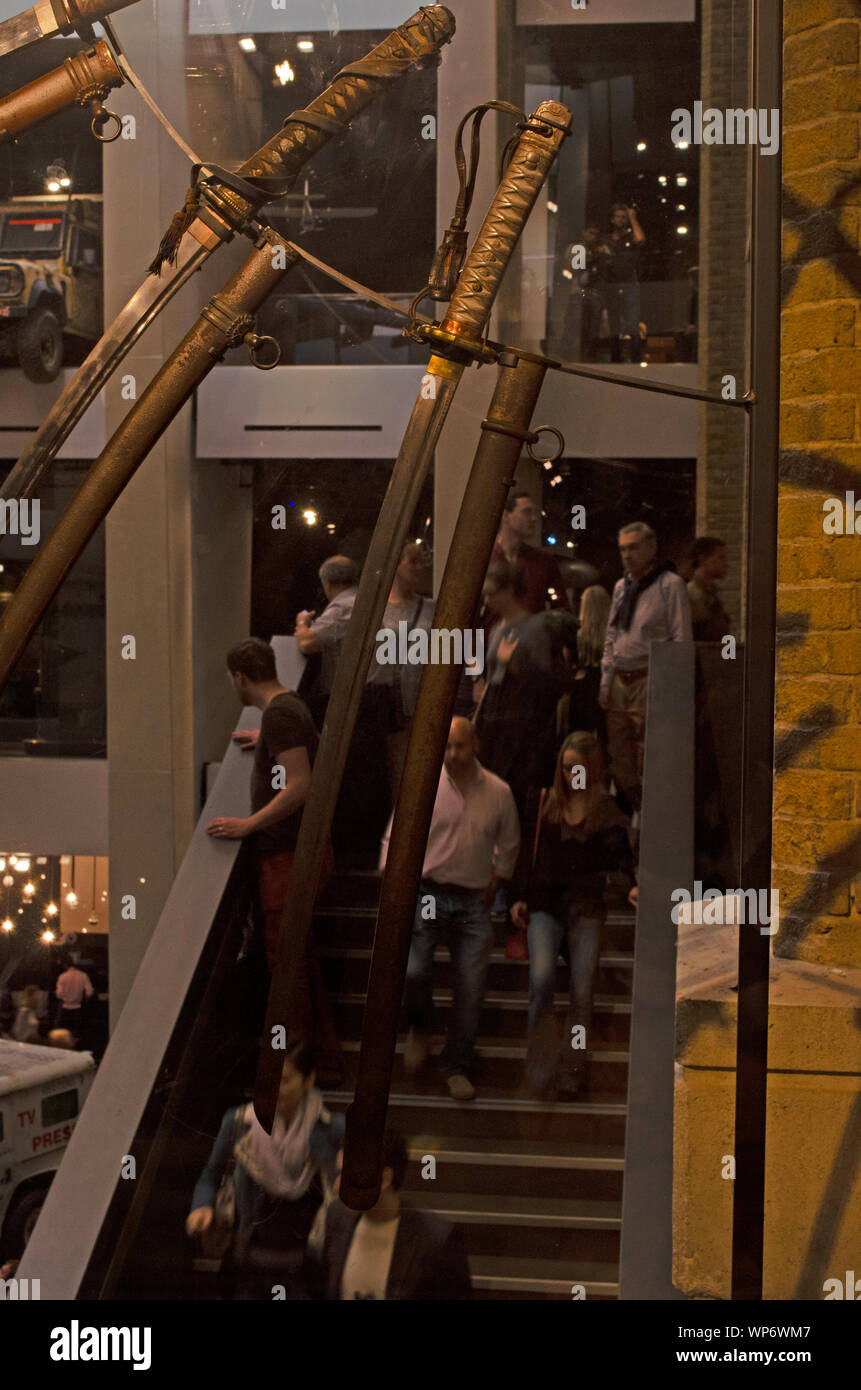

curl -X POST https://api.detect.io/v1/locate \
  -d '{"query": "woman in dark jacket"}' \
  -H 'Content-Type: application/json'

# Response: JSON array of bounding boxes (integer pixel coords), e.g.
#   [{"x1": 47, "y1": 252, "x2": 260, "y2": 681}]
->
[
  {"x1": 186, "y1": 1038, "x2": 344, "y2": 1299},
  {"x1": 510, "y1": 731, "x2": 636, "y2": 1097}
]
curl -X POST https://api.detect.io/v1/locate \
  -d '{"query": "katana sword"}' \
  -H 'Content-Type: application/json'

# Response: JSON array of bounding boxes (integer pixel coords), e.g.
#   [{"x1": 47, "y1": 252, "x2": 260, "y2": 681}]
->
[
  {"x1": 0, "y1": 4, "x2": 456, "y2": 504},
  {"x1": 0, "y1": 7, "x2": 457, "y2": 690},
  {"x1": 253, "y1": 98, "x2": 572, "y2": 1145},
  {"x1": 0, "y1": 39, "x2": 122, "y2": 141},
  {"x1": 341, "y1": 351, "x2": 550, "y2": 1208},
  {"x1": 0, "y1": 0, "x2": 139, "y2": 59}
]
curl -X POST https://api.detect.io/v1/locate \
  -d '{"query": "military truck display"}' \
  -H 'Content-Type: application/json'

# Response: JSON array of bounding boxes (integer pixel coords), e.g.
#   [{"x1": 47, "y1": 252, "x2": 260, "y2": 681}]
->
[{"x1": 0, "y1": 195, "x2": 102, "y2": 383}]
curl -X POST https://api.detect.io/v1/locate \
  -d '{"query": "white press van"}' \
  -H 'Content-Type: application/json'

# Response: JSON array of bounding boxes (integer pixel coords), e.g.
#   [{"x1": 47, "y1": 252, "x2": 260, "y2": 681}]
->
[{"x1": 0, "y1": 1040, "x2": 95, "y2": 1260}]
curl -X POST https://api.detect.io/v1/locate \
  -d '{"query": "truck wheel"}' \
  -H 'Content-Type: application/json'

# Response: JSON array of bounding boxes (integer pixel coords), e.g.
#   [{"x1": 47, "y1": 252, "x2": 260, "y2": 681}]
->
[
  {"x1": 2, "y1": 1187, "x2": 48, "y2": 1260},
  {"x1": 18, "y1": 307, "x2": 63, "y2": 383}
]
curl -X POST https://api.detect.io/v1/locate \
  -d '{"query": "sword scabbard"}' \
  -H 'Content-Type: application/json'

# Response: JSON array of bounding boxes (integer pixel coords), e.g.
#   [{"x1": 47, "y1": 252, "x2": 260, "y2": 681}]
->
[{"x1": 0, "y1": 41, "x2": 122, "y2": 142}]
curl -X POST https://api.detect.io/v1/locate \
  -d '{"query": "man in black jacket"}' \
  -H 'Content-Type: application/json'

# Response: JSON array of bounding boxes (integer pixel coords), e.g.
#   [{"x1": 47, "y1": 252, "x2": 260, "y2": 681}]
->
[{"x1": 315, "y1": 1129, "x2": 472, "y2": 1300}]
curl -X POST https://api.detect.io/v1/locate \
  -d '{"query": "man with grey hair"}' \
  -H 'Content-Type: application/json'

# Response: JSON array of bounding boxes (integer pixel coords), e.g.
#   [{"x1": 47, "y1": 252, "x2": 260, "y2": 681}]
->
[
  {"x1": 295, "y1": 555, "x2": 360, "y2": 708},
  {"x1": 599, "y1": 522, "x2": 691, "y2": 820}
]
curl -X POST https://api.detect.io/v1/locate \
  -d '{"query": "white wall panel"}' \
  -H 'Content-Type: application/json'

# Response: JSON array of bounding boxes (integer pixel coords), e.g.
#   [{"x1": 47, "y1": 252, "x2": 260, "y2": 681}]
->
[{"x1": 0, "y1": 369, "x2": 105, "y2": 460}]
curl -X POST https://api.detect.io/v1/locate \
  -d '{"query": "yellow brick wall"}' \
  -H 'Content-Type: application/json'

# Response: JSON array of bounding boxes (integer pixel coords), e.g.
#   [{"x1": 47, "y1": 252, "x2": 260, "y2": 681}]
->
[{"x1": 777, "y1": 0, "x2": 861, "y2": 963}]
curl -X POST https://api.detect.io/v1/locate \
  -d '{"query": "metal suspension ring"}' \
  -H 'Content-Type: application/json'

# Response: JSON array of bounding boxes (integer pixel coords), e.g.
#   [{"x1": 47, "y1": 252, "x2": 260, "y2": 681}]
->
[
  {"x1": 91, "y1": 107, "x2": 121, "y2": 142},
  {"x1": 526, "y1": 425, "x2": 565, "y2": 464}
]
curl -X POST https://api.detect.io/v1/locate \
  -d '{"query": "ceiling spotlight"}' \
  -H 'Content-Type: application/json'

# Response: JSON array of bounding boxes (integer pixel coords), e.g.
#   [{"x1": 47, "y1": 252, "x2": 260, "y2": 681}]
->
[
  {"x1": 677, "y1": 203, "x2": 686, "y2": 211},
  {"x1": 676, "y1": 174, "x2": 688, "y2": 186},
  {"x1": 8, "y1": 855, "x2": 17, "y2": 867},
  {"x1": 302, "y1": 509, "x2": 318, "y2": 526},
  {"x1": 0, "y1": 859, "x2": 4, "y2": 871},
  {"x1": 1, "y1": 919, "x2": 13, "y2": 933},
  {"x1": 658, "y1": 175, "x2": 667, "y2": 186},
  {"x1": 297, "y1": 38, "x2": 314, "y2": 52},
  {"x1": 275, "y1": 60, "x2": 295, "y2": 85},
  {"x1": 676, "y1": 139, "x2": 690, "y2": 150},
  {"x1": 636, "y1": 141, "x2": 647, "y2": 152},
  {"x1": 46, "y1": 162, "x2": 70, "y2": 193},
  {"x1": 46, "y1": 902, "x2": 58, "y2": 916},
  {"x1": 41, "y1": 929, "x2": 56, "y2": 943},
  {"x1": 23, "y1": 882, "x2": 35, "y2": 897},
  {"x1": 677, "y1": 225, "x2": 689, "y2": 235},
  {"x1": 239, "y1": 37, "x2": 256, "y2": 52},
  {"x1": 3, "y1": 875, "x2": 14, "y2": 887},
  {"x1": 65, "y1": 890, "x2": 78, "y2": 906},
  {"x1": 15, "y1": 858, "x2": 30, "y2": 873}
]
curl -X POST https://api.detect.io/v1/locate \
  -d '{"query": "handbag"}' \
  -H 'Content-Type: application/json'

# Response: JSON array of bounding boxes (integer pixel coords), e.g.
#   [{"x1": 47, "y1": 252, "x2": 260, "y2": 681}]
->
[{"x1": 201, "y1": 1105, "x2": 245, "y2": 1261}]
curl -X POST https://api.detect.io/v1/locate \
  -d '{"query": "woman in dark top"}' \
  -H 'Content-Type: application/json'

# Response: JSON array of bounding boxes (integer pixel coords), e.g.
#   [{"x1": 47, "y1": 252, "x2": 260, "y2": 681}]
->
[
  {"x1": 186, "y1": 1039, "x2": 344, "y2": 1299},
  {"x1": 510, "y1": 731, "x2": 636, "y2": 1097}
]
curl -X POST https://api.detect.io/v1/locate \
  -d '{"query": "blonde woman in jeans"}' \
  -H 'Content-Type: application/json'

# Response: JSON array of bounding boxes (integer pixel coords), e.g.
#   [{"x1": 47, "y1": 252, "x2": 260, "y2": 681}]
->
[{"x1": 510, "y1": 731, "x2": 636, "y2": 1098}]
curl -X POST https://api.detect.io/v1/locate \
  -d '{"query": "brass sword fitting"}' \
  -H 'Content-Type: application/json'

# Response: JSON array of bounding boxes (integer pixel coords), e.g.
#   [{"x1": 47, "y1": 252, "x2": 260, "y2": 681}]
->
[
  {"x1": 0, "y1": 39, "x2": 121, "y2": 143},
  {"x1": 403, "y1": 321, "x2": 499, "y2": 366},
  {"x1": 200, "y1": 294, "x2": 255, "y2": 354}
]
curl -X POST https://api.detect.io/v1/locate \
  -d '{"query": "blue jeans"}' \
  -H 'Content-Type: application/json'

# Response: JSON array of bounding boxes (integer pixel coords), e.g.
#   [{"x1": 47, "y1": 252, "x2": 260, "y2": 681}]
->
[
  {"x1": 405, "y1": 883, "x2": 493, "y2": 1076},
  {"x1": 526, "y1": 910, "x2": 601, "y2": 1088}
]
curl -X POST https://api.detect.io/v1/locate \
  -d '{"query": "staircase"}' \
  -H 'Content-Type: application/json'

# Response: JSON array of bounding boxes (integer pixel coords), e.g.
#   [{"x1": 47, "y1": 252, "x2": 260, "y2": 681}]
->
[{"x1": 316, "y1": 866, "x2": 635, "y2": 1301}]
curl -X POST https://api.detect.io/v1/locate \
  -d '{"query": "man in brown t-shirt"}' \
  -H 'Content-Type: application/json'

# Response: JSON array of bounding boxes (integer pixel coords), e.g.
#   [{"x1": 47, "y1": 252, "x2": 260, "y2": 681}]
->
[
  {"x1": 489, "y1": 490, "x2": 571, "y2": 618},
  {"x1": 207, "y1": 637, "x2": 340, "y2": 1079}
]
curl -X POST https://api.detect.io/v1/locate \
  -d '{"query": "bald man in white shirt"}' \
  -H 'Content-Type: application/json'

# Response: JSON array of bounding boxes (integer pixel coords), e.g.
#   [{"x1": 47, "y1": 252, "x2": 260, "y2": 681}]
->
[{"x1": 381, "y1": 717, "x2": 520, "y2": 1101}]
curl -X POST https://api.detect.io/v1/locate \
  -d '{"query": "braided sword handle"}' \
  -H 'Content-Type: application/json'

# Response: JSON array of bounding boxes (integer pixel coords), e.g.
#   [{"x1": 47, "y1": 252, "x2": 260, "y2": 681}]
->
[
  {"x1": 214, "y1": 6, "x2": 456, "y2": 225},
  {"x1": 442, "y1": 99, "x2": 571, "y2": 339}
]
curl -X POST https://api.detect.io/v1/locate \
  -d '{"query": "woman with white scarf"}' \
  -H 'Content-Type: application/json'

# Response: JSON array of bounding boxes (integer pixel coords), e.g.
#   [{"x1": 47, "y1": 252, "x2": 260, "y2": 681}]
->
[{"x1": 187, "y1": 1038, "x2": 344, "y2": 1299}]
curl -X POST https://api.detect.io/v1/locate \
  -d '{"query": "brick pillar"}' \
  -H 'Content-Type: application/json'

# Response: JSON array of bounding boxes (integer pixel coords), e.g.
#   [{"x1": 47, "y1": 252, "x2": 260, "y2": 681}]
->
[
  {"x1": 776, "y1": 0, "x2": 861, "y2": 965},
  {"x1": 696, "y1": 0, "x2": 751, "y2": 639}
]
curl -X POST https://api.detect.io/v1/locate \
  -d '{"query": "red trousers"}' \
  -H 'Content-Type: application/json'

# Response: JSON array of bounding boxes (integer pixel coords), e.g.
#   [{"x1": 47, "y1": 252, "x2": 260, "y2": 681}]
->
[{"x1": 258, "y1": 844, "x2": 341, "y2": 1075}]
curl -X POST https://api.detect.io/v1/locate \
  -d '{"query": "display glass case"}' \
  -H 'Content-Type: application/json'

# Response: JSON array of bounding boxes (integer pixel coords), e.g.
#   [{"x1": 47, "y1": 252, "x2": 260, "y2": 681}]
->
[{"x1": 0, "y1": 0, "x2": 794, "y2": 1313}]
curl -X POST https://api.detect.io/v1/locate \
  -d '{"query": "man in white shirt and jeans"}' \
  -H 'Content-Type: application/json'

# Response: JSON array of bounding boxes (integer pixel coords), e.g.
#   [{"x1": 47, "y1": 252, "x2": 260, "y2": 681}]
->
[
  {"x1": 381, "y1": 716, "x2": 520, "y2": 1101},
  {"x1": 600, "y1": 521, "x2": 692, "y2": 818}
]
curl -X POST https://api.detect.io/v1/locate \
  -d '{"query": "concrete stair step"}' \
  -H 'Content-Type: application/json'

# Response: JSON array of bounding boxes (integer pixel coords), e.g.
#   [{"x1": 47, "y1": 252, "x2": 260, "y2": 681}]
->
[
  {"x1": 470, "y1": 1255, "x2": 618, "y2": 1299},
  {"x1": 402, "y1": 1135, "x2": 624, "y2": 1199},
  {"x1": 331, "y1": 991, "x2": 631, "y2": 1043},
  {"x1": 408, "y1": 1190, "x2": 620, "y2": 1226},
  {"x1": 403, "y1": 1191, "x2": 621, "y2": 1262},
  {"x1": 323, "y1": 1088, "x2": 627, "y2": 1146},
  {"x1": 338, "y1": 1038, "x2": 630, "y2": 1092}
]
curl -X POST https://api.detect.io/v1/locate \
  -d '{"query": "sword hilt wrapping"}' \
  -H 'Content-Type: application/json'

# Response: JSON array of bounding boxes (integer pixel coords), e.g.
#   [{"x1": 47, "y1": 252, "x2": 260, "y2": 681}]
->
[
  {"x1": 222, "y1": 6, "x2": 455, "y2": 222},
  {"x1": 442, "y1": 99, "x2": 571, "y2": 338}
]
